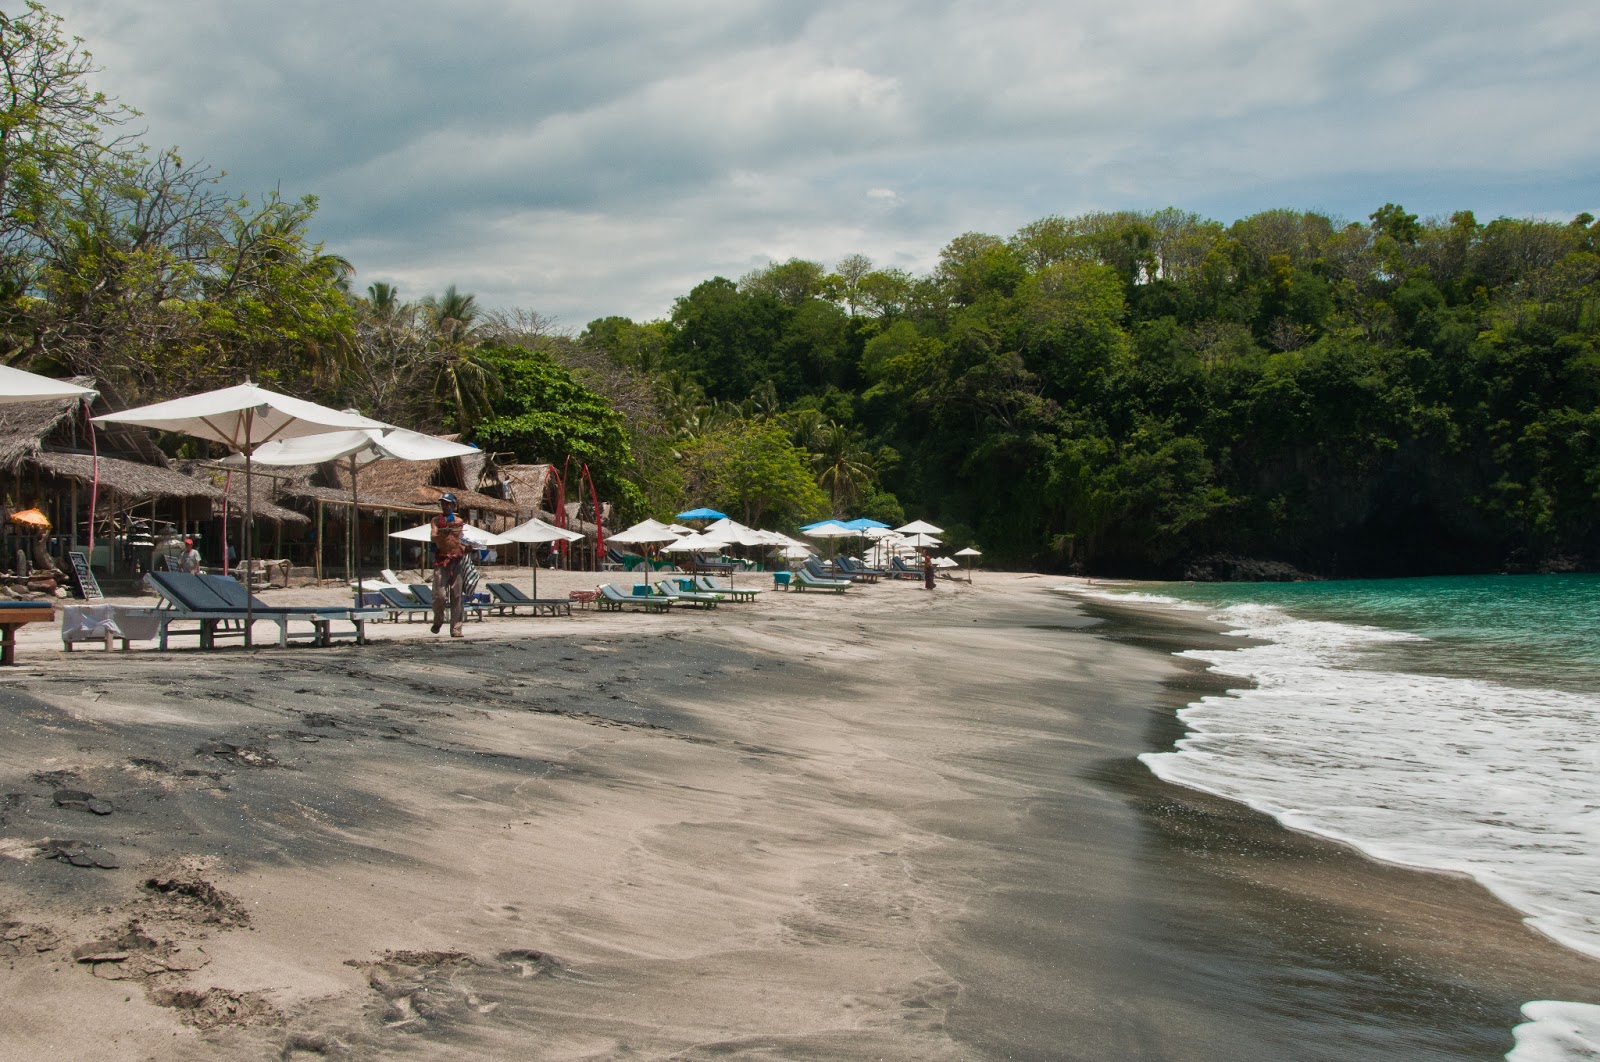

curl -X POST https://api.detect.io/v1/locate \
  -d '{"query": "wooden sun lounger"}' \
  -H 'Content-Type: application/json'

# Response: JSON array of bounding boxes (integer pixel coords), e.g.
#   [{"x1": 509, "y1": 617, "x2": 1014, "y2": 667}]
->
[
  {"x1": 596, "y1": 583, "x2": 671, "y2": 613},
  {"x1": 486, "y1": 582, "x2": 573, "y2": 617}
]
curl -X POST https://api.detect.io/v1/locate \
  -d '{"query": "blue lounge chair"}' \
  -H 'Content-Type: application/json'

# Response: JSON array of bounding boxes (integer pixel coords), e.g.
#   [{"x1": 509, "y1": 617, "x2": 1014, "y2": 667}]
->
[
  {"x1": 145, "y1": 572, "x2": 381, "y2": 648},
  {"x1": 487, "y1": 582, "x2": 573, "y2": 617},
  {"x1": 407, "y1": 583, "x2": 488, "y2": 622}
]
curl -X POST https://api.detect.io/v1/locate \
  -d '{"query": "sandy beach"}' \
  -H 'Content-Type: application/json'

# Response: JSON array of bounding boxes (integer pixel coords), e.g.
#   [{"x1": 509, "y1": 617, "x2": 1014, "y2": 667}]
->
[{"x1": 1, "y1": 571, "x2": 1595, "y2": 1060}]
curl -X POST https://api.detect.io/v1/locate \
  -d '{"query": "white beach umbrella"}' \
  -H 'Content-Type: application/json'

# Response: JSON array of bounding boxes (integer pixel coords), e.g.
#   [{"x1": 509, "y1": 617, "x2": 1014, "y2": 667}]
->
[
  {"x1": 607, "y1": 519, "x2": 681, "y2": 545},
  {"x1": 901, "y1": 532, "x2": 942, "y2": 550},
  {"x1": 803, "y1": 521, "x2": 855, "y2": 541},
  {"x1": 895, "y1": 519, "x2": 945, "y2": 535},
  {"x1": 659, "y1": 531, "x2": 721, "y2": 553},
  {"x1": 954, "y1": 546, "x2": 983, "y2": 582},
  {"x1": 390, "y1": 522, "x2": 510, "y2": 547},
  {"x1": 607, "y1": 518, "x2": 682, "y2": 580},
  {"x1": 240, "y1": 426, "x2": 479, "y2": 607},
  {"x1": 498, "y1": 516, "x2": 584, "y2": 598},
  {"x1": 95, "y1": 382, "x2": 387, "y2": 644},
  {"x1": 0, "y1": 365, "x2": 97, "y2": 404}
]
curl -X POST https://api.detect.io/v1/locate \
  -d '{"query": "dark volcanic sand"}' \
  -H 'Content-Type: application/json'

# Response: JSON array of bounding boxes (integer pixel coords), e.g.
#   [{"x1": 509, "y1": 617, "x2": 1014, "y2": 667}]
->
[{"x1": 0, "y1": 573, "x2": 1594, "y2": 1059}]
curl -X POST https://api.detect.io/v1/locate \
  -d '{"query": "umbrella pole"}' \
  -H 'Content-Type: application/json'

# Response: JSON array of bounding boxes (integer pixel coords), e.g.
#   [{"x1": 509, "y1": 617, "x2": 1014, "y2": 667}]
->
[
  {"x1": 243, "y1": 448, "x2": 254, "y2": 648},
  {"x1": 350, "y1": 455, "x2": 360, "y2": 610},
  {"x1": 531, "y1": 546, "x2": 538, "y2": 600}
]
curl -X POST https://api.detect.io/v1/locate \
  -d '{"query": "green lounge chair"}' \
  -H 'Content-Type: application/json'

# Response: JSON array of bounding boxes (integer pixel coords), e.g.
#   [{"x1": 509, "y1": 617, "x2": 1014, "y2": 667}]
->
[
  {"x1": 693, "y1": 575, "x2": 760, "y2": 602},
  {"x1": 793, "y1": 568, "x2": 851, "y2": 592},
  {"x1": 596, "y1": 583, "x2": 671, "y2": 612},
  {"x1": 652, "y1": 579, "x2": 722, "y2": 608}
]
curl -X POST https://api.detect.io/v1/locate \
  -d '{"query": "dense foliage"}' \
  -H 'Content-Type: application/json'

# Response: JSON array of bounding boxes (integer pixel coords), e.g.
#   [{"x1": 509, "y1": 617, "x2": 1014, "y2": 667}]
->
[
  {"x1": 587, "y1": 209, "x2": 1599, "y2": 575},
  {"x1": 3, "y1": 3, "x2": 1594, "y2": 574}
]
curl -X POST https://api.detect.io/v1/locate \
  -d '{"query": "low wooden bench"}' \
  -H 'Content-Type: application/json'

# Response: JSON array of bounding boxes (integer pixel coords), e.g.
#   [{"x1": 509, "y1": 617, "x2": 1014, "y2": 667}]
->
[{"x1": 0, "y1": 602, "x2": 56, "y2": 666}]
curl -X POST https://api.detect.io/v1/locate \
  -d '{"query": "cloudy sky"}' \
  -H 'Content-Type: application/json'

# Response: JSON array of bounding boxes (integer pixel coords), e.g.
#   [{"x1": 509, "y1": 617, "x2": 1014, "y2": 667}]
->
[{"x1": 50, "y1": 0, "x2": 1600, "y2": 328}]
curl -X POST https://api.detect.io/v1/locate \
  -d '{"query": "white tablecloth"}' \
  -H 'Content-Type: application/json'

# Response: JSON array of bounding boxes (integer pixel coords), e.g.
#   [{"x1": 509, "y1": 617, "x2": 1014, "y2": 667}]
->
[{"x1": 60, "y1": 605, "x2": 161, "y2": 644}]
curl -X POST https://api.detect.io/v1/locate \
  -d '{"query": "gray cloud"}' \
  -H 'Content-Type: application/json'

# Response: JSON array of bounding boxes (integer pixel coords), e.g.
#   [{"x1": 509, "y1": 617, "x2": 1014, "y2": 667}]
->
[{"x1": 52, "y1": 0, "x2": 1600, "y2": 326}]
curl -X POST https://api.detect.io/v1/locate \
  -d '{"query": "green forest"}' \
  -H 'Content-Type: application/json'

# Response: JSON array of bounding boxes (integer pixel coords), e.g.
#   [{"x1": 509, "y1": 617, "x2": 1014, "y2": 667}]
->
[{"x1": 4, "y1": 3, "x2": 1597, "y2": 576}]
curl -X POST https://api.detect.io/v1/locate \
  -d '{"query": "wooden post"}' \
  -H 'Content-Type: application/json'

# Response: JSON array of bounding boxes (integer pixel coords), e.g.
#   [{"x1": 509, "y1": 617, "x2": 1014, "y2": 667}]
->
[{"x1": 315, "y1": 499, "x2": 324, "y2": 585}]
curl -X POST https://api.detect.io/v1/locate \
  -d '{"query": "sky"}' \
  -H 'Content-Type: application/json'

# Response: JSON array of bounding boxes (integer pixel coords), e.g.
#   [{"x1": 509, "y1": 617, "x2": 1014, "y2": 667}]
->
[{"x1": 49, "y1": 0, "x2": 1600, "y2": 330}]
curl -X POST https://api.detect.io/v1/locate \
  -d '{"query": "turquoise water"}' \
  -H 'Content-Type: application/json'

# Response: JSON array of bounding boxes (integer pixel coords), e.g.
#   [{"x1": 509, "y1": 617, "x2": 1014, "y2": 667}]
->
[
  {"x1": 1150, "y1": 574, "x2": 1600, "y2": 696},
  {"x1": 1064, "y1": 573, "x2": 1600, "y2": 1059}
]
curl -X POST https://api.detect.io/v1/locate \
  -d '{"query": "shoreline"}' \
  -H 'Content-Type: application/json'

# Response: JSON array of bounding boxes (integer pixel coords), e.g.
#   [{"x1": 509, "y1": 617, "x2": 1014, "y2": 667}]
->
[{"x1": 0, "y1": 572, "x2": 1594, "y2": 1058}]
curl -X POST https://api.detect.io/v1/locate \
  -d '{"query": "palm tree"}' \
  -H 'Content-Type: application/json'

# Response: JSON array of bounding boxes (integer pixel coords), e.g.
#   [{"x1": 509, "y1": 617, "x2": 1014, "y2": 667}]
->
[
  {"x1": 419, "y1": 284, "x2": 497, "y2": 431},
  {"x1": 811, "y1": 421, "x2": 876, "y2": 516}
]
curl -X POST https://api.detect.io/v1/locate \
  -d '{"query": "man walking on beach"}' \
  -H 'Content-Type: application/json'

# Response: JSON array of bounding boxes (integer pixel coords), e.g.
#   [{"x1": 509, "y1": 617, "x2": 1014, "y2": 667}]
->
[{"x1": 430, "y1": 493, "x2": 467, "y2": 637}]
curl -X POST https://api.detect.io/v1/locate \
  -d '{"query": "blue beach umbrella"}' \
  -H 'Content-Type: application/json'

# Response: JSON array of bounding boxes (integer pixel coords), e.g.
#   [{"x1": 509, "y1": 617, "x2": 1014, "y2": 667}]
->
[{"x1": 676, "y1": 506, "x2": 727, "y2": 522}]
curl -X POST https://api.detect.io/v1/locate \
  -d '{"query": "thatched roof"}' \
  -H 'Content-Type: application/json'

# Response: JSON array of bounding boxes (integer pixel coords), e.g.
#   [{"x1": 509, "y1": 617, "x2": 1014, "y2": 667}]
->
[
  {"x1": 500, "y1": 464, "x2": 553, "y2": 515},
  {"x1": 28, "y1": 452, "x2": 223, "y2": 501},
  {"x1": 280, "y1": 483, "x2": 434, "y2": 515},
  {"x1": 318, "y1": 458, "x2": 517, "y2": 516},
  {"x1": 0, "y1": 396, "x2": 79, "y2": 468},
  {"x1": 1, "y1": 384, "x2": 173, "y2": 471},
  {"x1": 179, "y1": 463, "x2": 312, "y2": 526}
]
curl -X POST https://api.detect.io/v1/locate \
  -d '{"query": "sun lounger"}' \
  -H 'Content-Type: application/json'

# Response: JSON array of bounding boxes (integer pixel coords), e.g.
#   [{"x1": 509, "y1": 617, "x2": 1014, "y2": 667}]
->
[
  {"x1": 889, "y1": 557, "x2": 924, "y2": 580},
  {"x1": 407, "y1": 583, "x2": 488, "y2": 622},
  {"x1": 835, "y1": 555, "x2": 888, "y2": 578},
  {"x1": 792, "y1": 568, "x2": 851, "y2": 592},
  {"x1": 805, "y1": 558, "x2": 870, "y2": 585},
  {"x1": 487, "y1": 582, "x2": 573, "y2": 617},
  {"x1": 145, "y1": 572, "x2": 380, "y2": 649},
  {"x1": 596, "y1": 582, "x2": 671, "y2": 613},
  {"x1": 652, "y1": 579, "x2": 722, "y2": 608},
  {"x1": 692, "y1": 575, "x2": 760, "y2": 602},
  {"x1": 377, "y1": 586, "x2": 430, "y2": 622}
]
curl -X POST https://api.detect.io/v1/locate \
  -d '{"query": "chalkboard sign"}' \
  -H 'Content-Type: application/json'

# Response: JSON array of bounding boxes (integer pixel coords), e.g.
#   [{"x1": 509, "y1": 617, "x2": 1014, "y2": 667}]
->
[{"x1": 66, "y1": 551, "x2": 103, "y2": 600}]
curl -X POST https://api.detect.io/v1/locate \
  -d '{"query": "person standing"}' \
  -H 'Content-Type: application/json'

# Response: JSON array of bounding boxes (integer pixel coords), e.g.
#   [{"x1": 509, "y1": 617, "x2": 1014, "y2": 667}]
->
[
  {"x1": 922, "y1": 549, "x2": 936, "y2": 590},
  {"x1": 430, "y1": 493, "x2": 467, "y2": 637},
  {"x1": 178, "y1": 538, "x2": 202, "y2": 574}
]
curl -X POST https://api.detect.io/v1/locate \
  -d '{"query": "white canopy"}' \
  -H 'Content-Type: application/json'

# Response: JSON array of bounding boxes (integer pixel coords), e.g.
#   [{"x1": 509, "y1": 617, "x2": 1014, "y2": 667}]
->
[
  {"x1": 240, "y1": 426, "x2": 476, "y2": 466},
  {"x1": 498, "y1": 516, "x2": 584, "y2": 545},
  {"x1": 0, "y1": 365, "x2": 97, "y2": 404},
  {"x1": 608, "y1": 518, "x2": 681, "y2": 545},
  {"x1": 896, "y1": 519, "x2": 945, "y2": 535},
  {"x1": 659, "y1": 531, "x2": 723, "y2": 553},
  {"x1": 803, "y1": 521, "x2": 856, "y2": 539},
  {"x1": 390, "y1": 522, "x2": 510, "y2": 546},
  {"x1": 901, "y1": 532, "x2": 942, "y2": 549},
  {"x1": 93, "y1": 381, "x2": 386, "y2": 447},
  {"x1": 954, "y1": 547, "x2": 983, "y2": 557}
]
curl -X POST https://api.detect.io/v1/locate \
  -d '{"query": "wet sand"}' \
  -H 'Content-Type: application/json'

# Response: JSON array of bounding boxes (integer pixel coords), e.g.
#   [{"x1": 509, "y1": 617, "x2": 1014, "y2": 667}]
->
[{"x1": 0, "y1": 571, "x2": 1595, "y2": 1059}]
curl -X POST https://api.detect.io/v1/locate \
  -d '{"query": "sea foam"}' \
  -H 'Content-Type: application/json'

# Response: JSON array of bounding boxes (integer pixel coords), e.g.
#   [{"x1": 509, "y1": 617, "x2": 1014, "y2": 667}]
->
[{"x1": 1507, "y1": 1001, "x2": 1600, "y2": 1061}]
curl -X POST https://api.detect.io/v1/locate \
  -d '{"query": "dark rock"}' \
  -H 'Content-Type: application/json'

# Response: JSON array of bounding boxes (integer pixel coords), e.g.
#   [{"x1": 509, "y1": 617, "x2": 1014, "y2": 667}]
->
[{"x1": 1181, "y1": 554, "x2": 1318, "y2": 582}]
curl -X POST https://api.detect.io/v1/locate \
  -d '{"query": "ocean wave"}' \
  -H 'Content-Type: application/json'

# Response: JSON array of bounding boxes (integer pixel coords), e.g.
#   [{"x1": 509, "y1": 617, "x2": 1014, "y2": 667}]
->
[
  {"x1": 1508, "y1": 1001, "x2": 1600, "y2": 1061},
  {"x1": 1063, "y1": 585, "x2": 1600, "y2": 1059}
]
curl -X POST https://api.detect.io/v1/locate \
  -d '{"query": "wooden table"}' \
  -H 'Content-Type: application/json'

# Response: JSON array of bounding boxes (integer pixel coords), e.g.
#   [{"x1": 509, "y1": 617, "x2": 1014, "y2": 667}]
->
[{"x1": 0, "y1": 604, "x2": 56, "y2": 666}]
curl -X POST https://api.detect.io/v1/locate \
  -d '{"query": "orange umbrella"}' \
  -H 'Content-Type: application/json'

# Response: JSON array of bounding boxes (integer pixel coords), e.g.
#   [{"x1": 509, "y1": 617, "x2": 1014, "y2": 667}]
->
[{"x1": 8, "y1": 508, "x2": 51, "y2": 529}]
